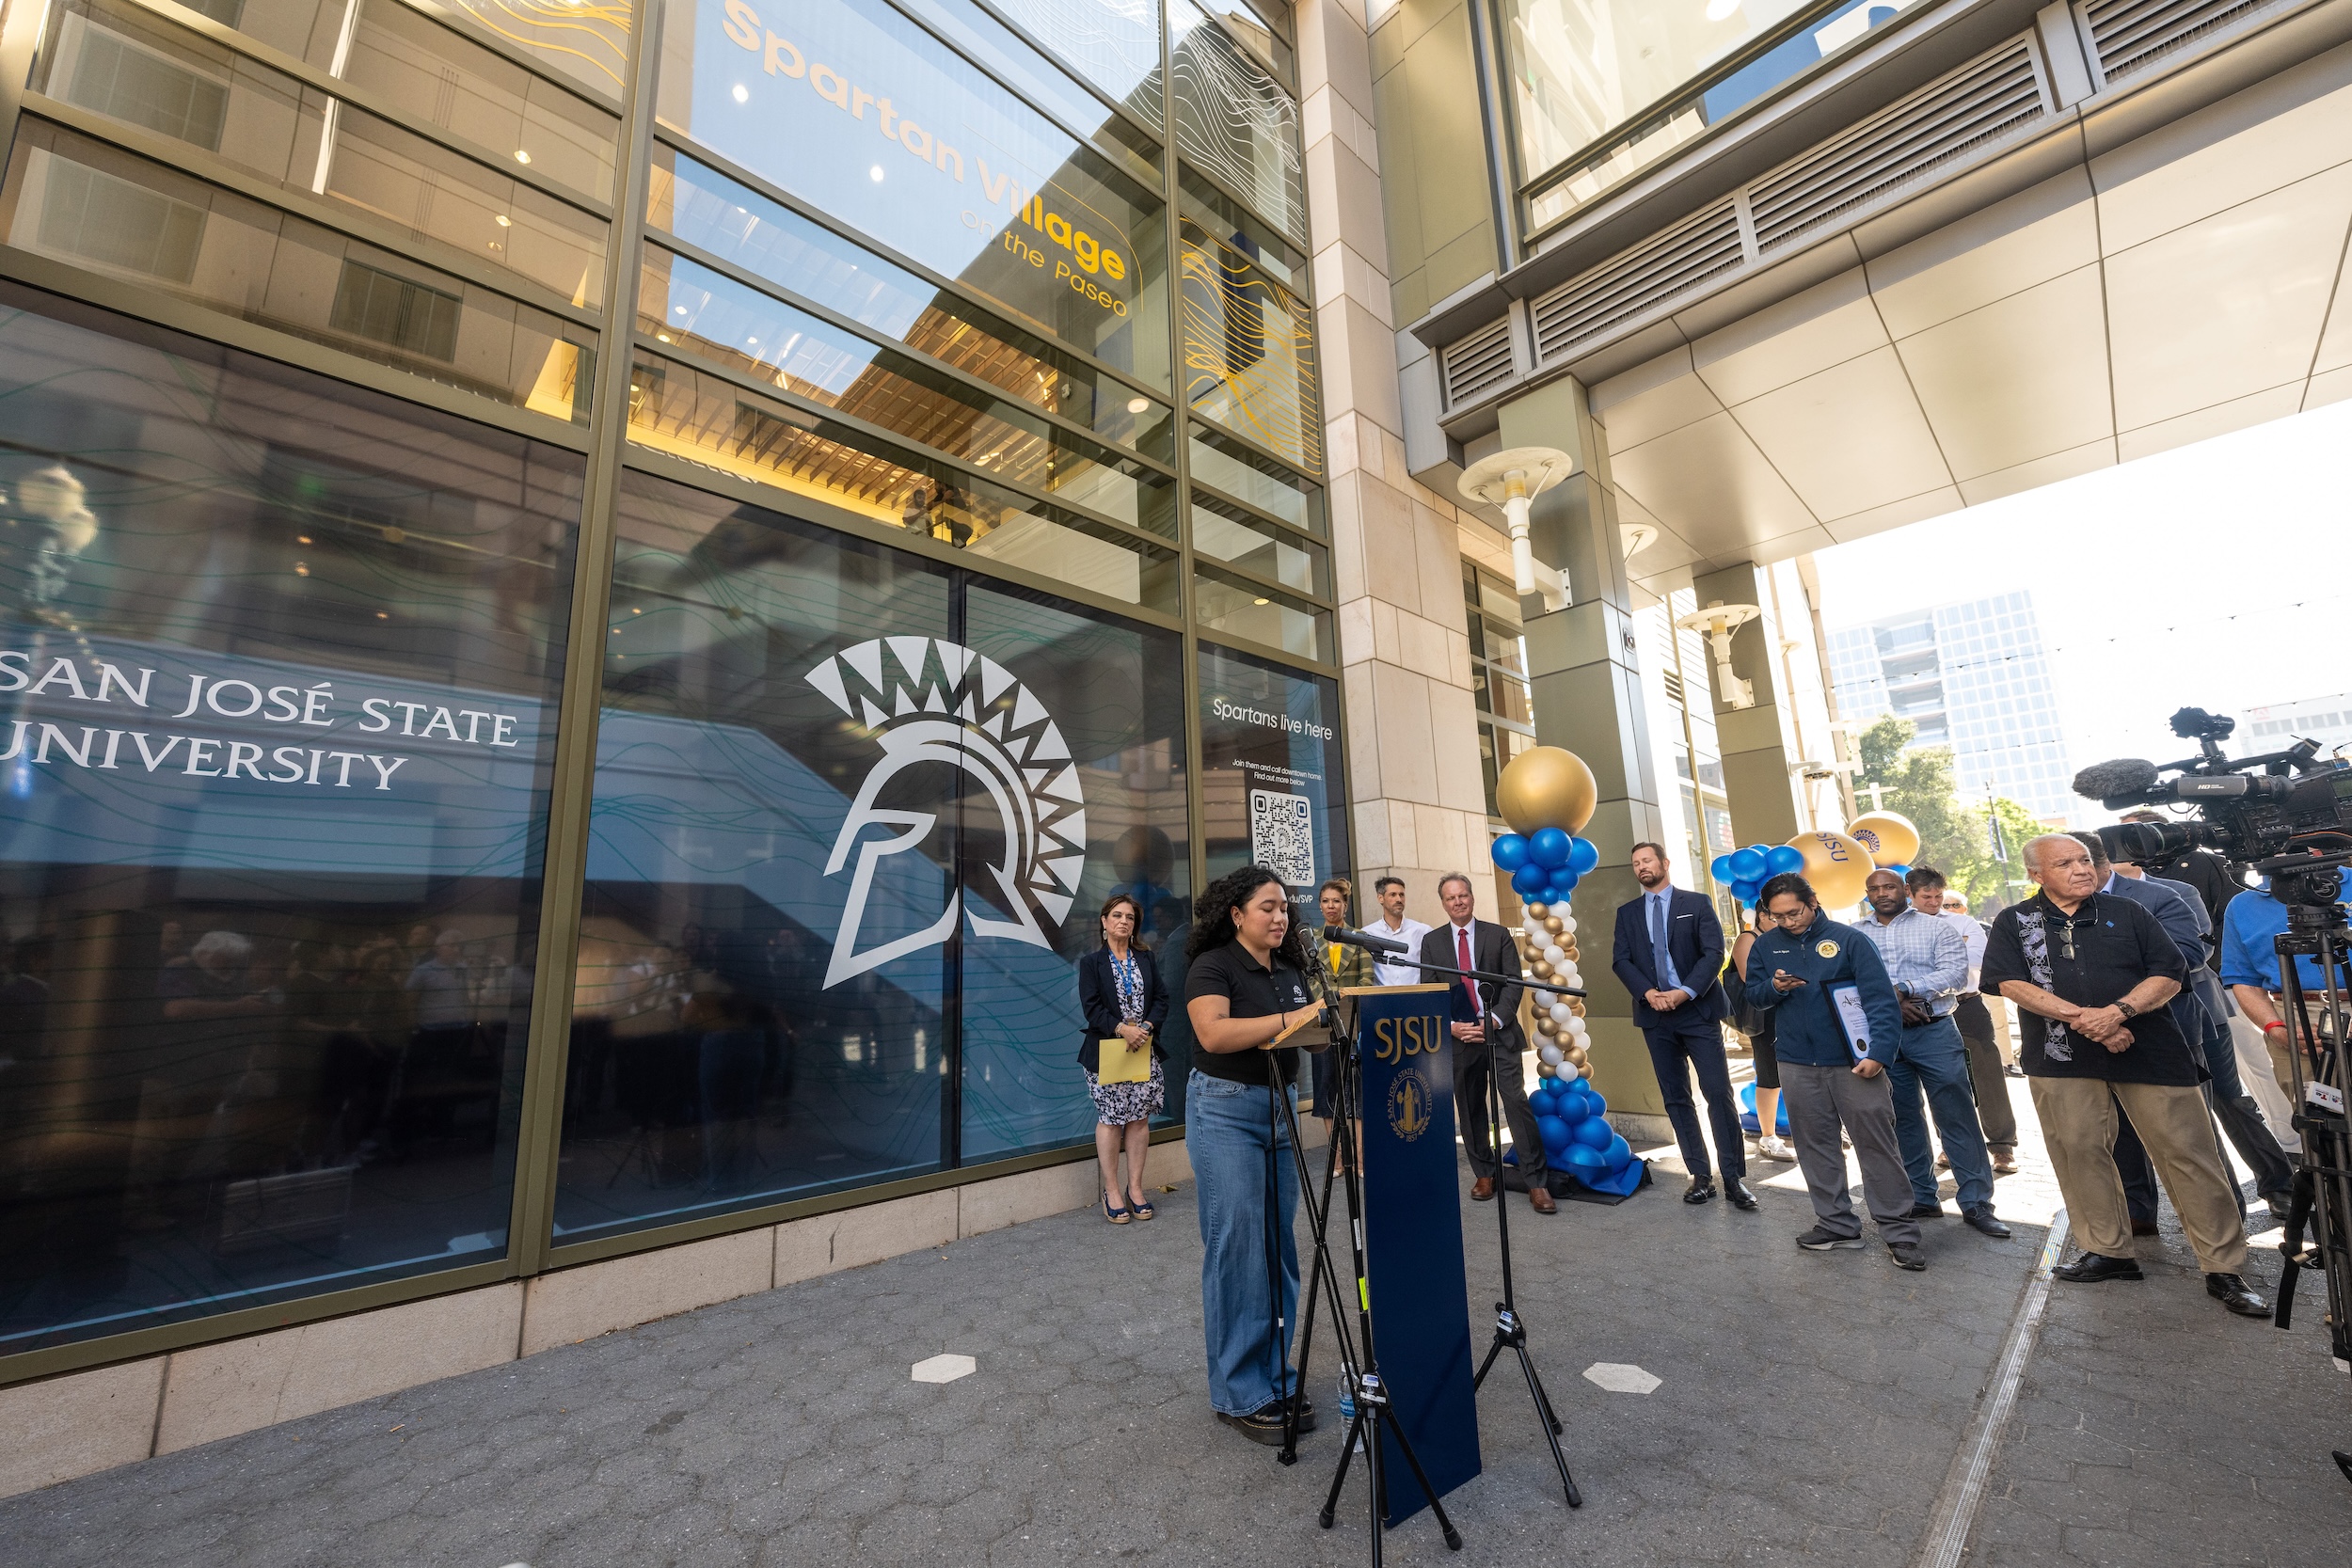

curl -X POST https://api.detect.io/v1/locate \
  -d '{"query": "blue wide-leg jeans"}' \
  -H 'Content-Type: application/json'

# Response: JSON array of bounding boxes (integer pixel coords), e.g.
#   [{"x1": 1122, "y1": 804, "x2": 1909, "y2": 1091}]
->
[{"x1": 1187, "y1": 1069, "x2": 1300, "y2": 1418}]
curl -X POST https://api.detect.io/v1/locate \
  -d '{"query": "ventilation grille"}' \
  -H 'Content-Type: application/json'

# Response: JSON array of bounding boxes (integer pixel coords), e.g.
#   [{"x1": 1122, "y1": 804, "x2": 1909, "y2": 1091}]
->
[
  {"x1": 1748, "y1": 40, "x2": 2044, "y2": 252},
  {"x1": 1531, "y1": 198, "x2": 1743, "y2": 363},
  {"x1": 1439, "y1": 318, "x2": 1515, "y2": 408},
  {"x1": 2083, "y1": 0, "x2": 2277, "y2": 82}
]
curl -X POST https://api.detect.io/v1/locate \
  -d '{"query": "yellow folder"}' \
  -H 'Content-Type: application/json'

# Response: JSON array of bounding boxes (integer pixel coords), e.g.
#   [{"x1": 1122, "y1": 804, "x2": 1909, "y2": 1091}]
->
[{"x1": 1098, "y1": 1037, "x2": 1151, "y2": 1084}]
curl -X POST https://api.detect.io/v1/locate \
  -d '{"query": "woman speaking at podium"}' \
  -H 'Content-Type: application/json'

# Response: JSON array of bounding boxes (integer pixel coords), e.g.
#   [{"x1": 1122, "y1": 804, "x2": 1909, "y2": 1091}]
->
[{"x1": 1184, "y1": 864, "x2": 1327, "y2": 1445}]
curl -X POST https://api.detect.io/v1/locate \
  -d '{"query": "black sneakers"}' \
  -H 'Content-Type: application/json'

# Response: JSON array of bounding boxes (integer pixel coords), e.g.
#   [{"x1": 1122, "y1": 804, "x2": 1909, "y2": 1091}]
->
[{"x1": 1217, "y1": 1394, "x2": 1318, "y2": 1445}]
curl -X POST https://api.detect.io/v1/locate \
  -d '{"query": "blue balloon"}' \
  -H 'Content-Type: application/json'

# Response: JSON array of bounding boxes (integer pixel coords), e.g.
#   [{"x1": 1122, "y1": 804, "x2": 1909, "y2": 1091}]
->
[
  {"x1": 1538, "y1": 1117, "x2": 1575, "y2": 1156},
  {"x1": 1511, "y1": 863, "x2": 1549, "y2": 896},
  {"x1": 1730, "y1": 879, "x2": 1760, "y2": 903},
  {"x1": 1749, "y1": 843, "x2": 1772, "y2": 856},
  {"x1": 1710, "y1": 854, "x2": 1737, "y2": 882},
  {"x1": 1564, "y1": 1144, "x2": 1610, "y2": 1172},
  {"x1": 1527, "y1": 1085, "x2": 1556, "y2": 1117},
  {"x1": 1581, "y1": 1088, "x2": 1609, "y2": 1119},
  {"x1": 1554, "y1": 1091, "x2": 1589, "y2": 1125},
  {"x1": 1728, "y1": 847, "x2": 1767, "y2": 881},
  {"x1": 1502, "y1": 1146, "x2": 1518, "y2": 1166},
  {"x1": 1890, "y1": 863, "x2": 1912, "y2": 879},
  {"x1": 1566, "y1": 835, "x2": 1600, "y2": 875},
  {"x1": 1766, "y1": 845, "x2": 1805, "y2": 877},
  {"x1": 1528, "y1": 827, "x2": 1573, "y2": 869},
  {"x1": 1492, "y1": 833, "x2": 1531, "y2": 871},
  {"x1": 1548, "y1": 870, "x2": 1581, "y2": 899},
  {"x1": 1601, "y1": 1133, "x2": 1633, "y2": 1171},
  {"x1": 1572, "y1": 1116, "x2": 1613, "y2": 1151}
]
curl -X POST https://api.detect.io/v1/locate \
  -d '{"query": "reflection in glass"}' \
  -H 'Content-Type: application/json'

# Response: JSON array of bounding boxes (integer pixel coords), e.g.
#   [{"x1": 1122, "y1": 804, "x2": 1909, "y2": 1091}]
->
[
  {"x1": 625, "y1": 349, "x2": 1178, "y2": 611},
  {"x1": 33, "y1": 0, "x2": 609, "y2": 309},
  {"x1": 1512, "y1": 0, "x2": 1923, "y2": 230},
  {"x1": 0, "y1": 123, "x2": 596, "y2": 418},
  {"x1": 1192, "y1": 569, "x2": 1327, "y2": 660},
  {"x1": 1170, "y1": 0, "x2": 1304, "y2": 243},
  {"x1": 639, "y1": 246, "x2": 1161, "y2": 530},
  {"x1": 1188, "y1": 502, "x2": 1324, "y2": 595},
  {"x1": 429, "y1": 0, "x2": 632, "y2": 99},
  {"x1": 984, "y1": 0, "x2": 1166, "y2": 113},
  {"x1": 1188, "y1": 424, "x2": 1321, "y2": 532},
  {"x1": 651, "y1": 150, "x2": 1170, "y2": 455},
  {"x1": 1180, "y1": 230, "x2": 1321, "y2": 474},
  {"x1": 0, "y1": 291, "x2": 580, "y2": 1354},
  {"x1": 657, "y1": 0, "x2": 1169, "y2": 385},
  {"x1": 960, "y1": 582, "x2": 1189, "y2": 1160}
]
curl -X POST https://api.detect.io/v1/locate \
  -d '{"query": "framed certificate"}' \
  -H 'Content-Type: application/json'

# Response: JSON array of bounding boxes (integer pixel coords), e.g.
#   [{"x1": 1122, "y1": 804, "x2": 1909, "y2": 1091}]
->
[{"x1": 1829, "y1": 983, "x2": 1872, "y2": 1062}]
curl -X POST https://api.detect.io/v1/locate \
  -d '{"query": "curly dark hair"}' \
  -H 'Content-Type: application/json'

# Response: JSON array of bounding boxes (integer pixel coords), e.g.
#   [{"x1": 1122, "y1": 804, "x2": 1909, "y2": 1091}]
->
[{"x1": 1187, "y1": 864, "x2": 1313, "y2": 970}]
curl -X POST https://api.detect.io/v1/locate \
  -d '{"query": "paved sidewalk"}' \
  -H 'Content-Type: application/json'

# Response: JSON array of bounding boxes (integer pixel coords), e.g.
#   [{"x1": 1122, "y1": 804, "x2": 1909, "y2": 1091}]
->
[{"x1": 3, "y1": 1122, "x2": 2342, "y2": 1567}]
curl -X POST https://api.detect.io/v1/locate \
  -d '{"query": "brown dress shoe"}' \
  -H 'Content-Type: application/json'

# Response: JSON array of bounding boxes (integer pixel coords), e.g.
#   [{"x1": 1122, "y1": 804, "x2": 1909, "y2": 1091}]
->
[
  {"x1": 1528, "y1": 1186, "x2": 1557, "y2": 1214},
  {"x1": 1471, "y1": 1177, "x2": 1497, "y2": 1201}
]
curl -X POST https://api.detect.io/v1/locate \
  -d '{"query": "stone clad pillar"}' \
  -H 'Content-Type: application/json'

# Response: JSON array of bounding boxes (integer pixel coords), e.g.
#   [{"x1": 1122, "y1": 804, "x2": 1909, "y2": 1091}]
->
[
  {"x1": 1693, "y1": 562, "x2": 1811, "y2": 849},
  {"x1": 1298, "y1": 0, "x2": 1492, "y2": 928},
  {"x1": 1494, "y1": 378, "x2": 1672, "y2": 1126}
]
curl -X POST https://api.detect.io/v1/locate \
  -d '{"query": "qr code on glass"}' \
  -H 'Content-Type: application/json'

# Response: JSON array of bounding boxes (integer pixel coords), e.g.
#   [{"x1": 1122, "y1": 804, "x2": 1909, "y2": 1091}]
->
[{"x1": 1248, "y1": 789, "x2": 1315, "y2": 888}]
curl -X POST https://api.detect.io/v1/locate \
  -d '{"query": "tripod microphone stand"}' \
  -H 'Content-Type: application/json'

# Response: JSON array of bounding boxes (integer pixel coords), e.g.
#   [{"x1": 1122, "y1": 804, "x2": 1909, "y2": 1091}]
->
[
  {"x1": 1318, "y1": 927, "x2": 1583, "y2": 1510},
  {"x1": 1256, "y1": 967, "x2": 1464, "y2": 1560}
]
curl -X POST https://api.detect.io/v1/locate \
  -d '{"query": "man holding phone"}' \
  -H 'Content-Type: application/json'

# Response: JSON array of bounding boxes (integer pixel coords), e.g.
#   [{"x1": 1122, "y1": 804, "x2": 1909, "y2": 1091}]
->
[{"x1": 1741, "y1": 872, "x2": 1925, "y2": 1270}]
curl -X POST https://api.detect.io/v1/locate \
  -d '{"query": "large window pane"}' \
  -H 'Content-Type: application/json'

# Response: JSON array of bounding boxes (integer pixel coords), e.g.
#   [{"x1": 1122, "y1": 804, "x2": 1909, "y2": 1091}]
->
[
  {"x1": 0, "y1": 289, "x2": 580, "y2": 1354},
  {"x1": 554, "y1": 473, "x2": 953, "y2": 1243},
  {"x1": 651, "y1": 149, "x2": 1171, "y2": 457},
  {"x1": 34, "y1": 0, "x2": 610, "y2": 309},
  {"x1": 983, "y1": 0, "x2": 1165, "y2": 115},
  {"x1": 1180, "y1": 224, "x2": 1320, "y2": 474},
  {"x1": 959, "y1": 583, "x2": 1187, "y2": 1161},
  {"x1": 658, "y1": 0, "x2": 1170, "y2": 385},
  {"x1": 1193, "y1": 568, "x2": 1327, "y2": 660},
  {"x1": 1198, "y1": 641, "x2": 1346, "y2": 887},
  {"x1": 0, "y1": 122, "x2": 596, "y2": 419},
  {"x1": 1170, "y1": 0, "x2": 1303, "y2": 244}
]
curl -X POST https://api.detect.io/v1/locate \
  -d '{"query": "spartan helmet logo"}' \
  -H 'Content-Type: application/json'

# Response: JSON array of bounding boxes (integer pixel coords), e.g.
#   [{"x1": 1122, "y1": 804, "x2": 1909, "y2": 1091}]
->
[{"x1": 805, "y1": 637, "x2": 1085, "y2": 988}]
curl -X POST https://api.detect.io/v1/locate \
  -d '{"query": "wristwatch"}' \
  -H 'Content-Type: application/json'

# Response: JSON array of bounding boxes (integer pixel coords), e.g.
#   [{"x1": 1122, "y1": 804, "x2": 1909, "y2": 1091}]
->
[{"x1": 2114, "y1": 1001, "x2": 2137, "y2": 1021}]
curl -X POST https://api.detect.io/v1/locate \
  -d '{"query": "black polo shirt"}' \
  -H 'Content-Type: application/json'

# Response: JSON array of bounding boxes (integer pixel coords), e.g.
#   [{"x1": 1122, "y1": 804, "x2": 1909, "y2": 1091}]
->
[
  {"x1": 1979, "y1": 891, "x2": 2197, "y2": 1085},
  {"x1": 1184, "y1": 940, "x2": 1315, "y2": 1087}
]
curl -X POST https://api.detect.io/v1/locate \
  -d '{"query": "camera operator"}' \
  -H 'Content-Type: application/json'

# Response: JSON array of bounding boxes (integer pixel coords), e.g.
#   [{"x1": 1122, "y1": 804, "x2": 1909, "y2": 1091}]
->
[
  {"x1": 1979, "y1": 836, "x2": 2269, "y2": 1316},
  {"x1": 2220, "y1": 870, "x2": 2347, "y2": 1107},
  {"x1": 1184, "y1": 866, "x2": 1328, "y2": 1445}
]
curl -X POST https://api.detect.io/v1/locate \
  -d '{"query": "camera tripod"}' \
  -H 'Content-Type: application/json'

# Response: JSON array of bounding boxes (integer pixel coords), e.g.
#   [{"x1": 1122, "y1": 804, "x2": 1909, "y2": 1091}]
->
[
  {"x1": 2260, "y1": 853, "x2": 2352, "y2": 1487},
  {"x1": 1289, "y1": 938, "x2": 1581, "y2": 1514},
  {"x1": 1256, "y1": 974, "x2": 1463, "y2": 1561}
]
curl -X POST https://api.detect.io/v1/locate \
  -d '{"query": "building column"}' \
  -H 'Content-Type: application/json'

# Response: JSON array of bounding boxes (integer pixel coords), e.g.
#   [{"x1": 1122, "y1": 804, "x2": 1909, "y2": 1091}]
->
[
  {"x1": 1298, "y1": 0, "x2": 1492, "y2": 928},
  {"x1": 1693, "y1": 562, "x2": 1815, "y2": 848},
  {"x1": 1495, "y1": 378, "x2": 1671, "y2": 1125}
]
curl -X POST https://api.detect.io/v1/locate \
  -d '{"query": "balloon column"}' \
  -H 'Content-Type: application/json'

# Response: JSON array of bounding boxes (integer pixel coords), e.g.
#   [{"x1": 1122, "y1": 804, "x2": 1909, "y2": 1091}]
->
[
  {"x1": 1489, "y1": 746, "x2": 1599, "y2": 1088},
  {"x1": 1709, "y1": 843, "x2": 1805, "y2": 907},
  {"x1": 1528, "y1": 1075, "x2": 1634, "y2": 1182}
]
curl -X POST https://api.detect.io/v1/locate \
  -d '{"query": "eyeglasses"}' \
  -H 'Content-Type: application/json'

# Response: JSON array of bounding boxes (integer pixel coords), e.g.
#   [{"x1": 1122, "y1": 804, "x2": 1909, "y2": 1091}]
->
[{"x1": 1765, "y1": 906, "x2": 1815, "y2": 926}]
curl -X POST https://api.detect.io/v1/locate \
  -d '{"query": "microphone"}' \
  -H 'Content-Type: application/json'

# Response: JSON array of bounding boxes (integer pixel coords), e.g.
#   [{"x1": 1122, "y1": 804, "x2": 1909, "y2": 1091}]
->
[
  {"x1": 1323, "y1": 923, "x2": 1410, "y2": 956},
  {"x1": 2071, "y1": 757, "x2": 2159, "y2": 801}
]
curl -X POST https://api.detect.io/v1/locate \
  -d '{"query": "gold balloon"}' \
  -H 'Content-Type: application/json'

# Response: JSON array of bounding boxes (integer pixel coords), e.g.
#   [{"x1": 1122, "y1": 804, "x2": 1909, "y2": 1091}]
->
[
  {"x1": 1849, "y1": 811, "x2": 1922, "y2": 867},
  {"x1": 1496, "y1": 746, "x2": 1597, "y2": 836},
  {"x1": 1566, "y1": 1045, "x2": 1589, "y2": 1067},
  {"x1": 1531, "y1": 960, "x2": 1554, "y2": 982},
  {"x1": 1543, "y1": 916, "x2": 1565, "y2": 936},
  {"x1": 1526, "y1": 902, "x2": 1548, "y2": 919},
  {"x1": 1787, "y1": 829, "x2": 1875, "y2": 908}
]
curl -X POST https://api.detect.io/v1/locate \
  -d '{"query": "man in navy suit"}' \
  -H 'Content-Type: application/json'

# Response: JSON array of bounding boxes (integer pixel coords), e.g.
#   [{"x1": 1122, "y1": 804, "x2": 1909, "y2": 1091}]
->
[{"x1": 1612, "y1": 843, "x2": 1756, "y2": 1209}]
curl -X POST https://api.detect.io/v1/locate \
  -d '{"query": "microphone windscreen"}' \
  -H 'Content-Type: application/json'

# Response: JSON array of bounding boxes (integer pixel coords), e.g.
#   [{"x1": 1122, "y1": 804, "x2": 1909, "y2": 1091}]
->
[{"x1": 2071, "y1": 758, "x2": 2159, "y2": 800}]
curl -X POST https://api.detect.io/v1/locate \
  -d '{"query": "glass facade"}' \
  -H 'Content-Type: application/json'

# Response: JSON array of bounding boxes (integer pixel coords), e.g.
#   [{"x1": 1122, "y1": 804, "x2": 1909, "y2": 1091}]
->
[
  {"x1": 1507, "y1": 0, "x2": 1926, "y2": 235},
  {"x1": 0, "y1": 0, "x2": 1333, "y2": 1369}
]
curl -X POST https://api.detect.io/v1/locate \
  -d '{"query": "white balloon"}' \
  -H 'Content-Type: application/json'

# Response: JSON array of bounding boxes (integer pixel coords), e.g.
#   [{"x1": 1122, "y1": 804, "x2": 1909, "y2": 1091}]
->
[
  {"x1": 1559, "y1": 914, "x2": 1577, "y2": 935},
  {"x1": 1566, "y1": 1015, "x2": 1588, "y2": 1038},
  {"x1": 1538, "y1": 1043, "x2": 1564, "y2": 1066},
  {"x1": 1542, "y1": 944, "x2": 1565, "y2": 966},
  {"x1": 1533, "y1": 989, "x2": 1555, "y2": 1008},
  {"x1": 1549, "y1": 1002, "x2": 1573, "y2": 1025}
]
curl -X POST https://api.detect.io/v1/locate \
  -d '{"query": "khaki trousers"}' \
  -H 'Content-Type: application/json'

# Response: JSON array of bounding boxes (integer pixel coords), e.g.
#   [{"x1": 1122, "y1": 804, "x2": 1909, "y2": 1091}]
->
[{"x1": 2028, "y1": 1076, "x2": 2248, "y2": 1273}]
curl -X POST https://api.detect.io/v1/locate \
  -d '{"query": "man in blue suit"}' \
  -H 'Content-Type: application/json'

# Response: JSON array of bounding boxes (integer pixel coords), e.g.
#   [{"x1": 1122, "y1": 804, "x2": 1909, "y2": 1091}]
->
[{"x1": 1613, "y1": 843, "x2": 1756, "y2": 1209}]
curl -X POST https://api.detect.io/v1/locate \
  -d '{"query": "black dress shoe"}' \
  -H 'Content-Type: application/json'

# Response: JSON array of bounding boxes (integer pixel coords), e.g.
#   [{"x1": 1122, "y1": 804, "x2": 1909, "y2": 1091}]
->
[
  {"x1": 1905, "y1": 1202, "x2": 1945, "y2": 1220},
  {"x1": 2205, "y1": 1273, "x2": 2271, "y2": 1318},
  {"x1": 2053, "y1": 1251, "x2": 2144, "y2": 1283},
  {"x1": 1962, "y1": 1205, "x2": 2012, "y2": 1239},
  {"x1": 1683, "y1": 1177, "x2": 1717, "y2": 1204},
  {"x1": 1724, "y1": 1177, "x2": 1759, "y2": 1212}
]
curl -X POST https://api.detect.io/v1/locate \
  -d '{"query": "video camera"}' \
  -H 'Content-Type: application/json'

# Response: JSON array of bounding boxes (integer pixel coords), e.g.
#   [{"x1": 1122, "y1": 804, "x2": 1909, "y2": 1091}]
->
[{"x1": 2073, "y1": 707, "x2": 2352, "y2": 882}]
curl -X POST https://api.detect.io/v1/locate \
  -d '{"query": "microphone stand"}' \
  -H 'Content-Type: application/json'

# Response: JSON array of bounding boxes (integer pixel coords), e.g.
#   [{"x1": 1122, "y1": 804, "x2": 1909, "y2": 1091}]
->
[{"x1": 1336, "y1": 927, "x2": 1582, "y2": 1511}]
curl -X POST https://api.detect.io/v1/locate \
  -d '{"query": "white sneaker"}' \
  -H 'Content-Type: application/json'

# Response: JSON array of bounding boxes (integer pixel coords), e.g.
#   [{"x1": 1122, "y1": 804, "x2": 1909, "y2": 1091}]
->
[{"x1": 1757, "y1": 1135, "x2": 1796, "y2": 1162}]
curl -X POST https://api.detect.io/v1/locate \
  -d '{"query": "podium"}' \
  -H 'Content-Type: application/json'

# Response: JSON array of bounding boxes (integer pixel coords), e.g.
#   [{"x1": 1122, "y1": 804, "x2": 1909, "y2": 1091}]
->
[{"x1": 1345, "y1": 985, "x2": 1482, "y2": 1523}]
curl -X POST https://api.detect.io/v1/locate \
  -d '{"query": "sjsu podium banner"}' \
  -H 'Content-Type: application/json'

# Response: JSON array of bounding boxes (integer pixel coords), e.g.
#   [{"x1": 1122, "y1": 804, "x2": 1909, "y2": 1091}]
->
[{"x1": 1350, "y1": 985, "x2": 1482, "y2": 1523}]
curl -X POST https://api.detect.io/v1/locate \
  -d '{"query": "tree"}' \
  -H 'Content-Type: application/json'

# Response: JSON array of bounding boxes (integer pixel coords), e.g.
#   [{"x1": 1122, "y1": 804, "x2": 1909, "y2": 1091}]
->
[{"x1": 1851, "y1": 716, "x2": 2039, "y2": 913}]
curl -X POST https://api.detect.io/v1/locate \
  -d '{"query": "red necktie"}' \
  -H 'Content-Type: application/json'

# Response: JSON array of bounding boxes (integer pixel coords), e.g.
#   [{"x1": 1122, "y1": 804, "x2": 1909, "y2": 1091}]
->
[{"x1": 1457, "y1": 925, "x2": 1479, "y2": 1016}]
